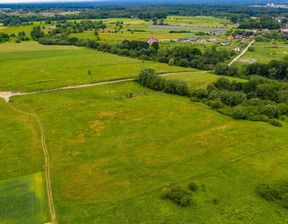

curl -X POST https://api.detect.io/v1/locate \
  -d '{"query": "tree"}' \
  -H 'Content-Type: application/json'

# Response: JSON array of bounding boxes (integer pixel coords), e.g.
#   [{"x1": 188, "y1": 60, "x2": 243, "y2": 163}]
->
[
  {"x1": 215, "y1": 63, "x2": 229, "y2": 76},
  {"x1": 232, "y1": 106, "x2": 247, "y2": 119}
]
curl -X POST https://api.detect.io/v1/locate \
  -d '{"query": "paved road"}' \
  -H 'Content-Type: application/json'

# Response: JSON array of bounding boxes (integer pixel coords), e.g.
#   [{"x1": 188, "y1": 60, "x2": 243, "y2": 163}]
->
[{"x1": 228, "y1": 40, "x2": 255, "y2": 66}]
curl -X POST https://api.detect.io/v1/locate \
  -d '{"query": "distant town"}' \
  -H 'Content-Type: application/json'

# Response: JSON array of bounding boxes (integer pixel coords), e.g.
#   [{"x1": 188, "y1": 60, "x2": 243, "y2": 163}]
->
[{"x1": 251, "y1": 3, "x2": 288, "y2": 9}]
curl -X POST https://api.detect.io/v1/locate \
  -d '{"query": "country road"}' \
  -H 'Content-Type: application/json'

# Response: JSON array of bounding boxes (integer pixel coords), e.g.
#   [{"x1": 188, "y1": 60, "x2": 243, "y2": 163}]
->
[
  {"x1": 0, "y1": 70, "x2": 208, "y2": 102},
  {"x1": 228, "y1": 40, "x2": 255, "y2": 66}
]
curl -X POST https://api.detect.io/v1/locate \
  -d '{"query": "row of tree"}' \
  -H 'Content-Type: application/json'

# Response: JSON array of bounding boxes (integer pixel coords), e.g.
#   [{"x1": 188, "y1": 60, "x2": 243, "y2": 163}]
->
[{"x1": 215, "y1": 60, "x2": 288, "y2": 81}]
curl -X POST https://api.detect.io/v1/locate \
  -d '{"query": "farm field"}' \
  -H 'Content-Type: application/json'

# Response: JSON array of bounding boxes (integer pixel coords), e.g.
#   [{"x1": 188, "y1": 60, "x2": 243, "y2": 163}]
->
[
  {"x1": 0, "y1": 42, "x2": 191, "y2": 92},
  {"x1": 9, "y1": 80, "x2": 288, "y2": 223},
  {"x1": 166, "y1": 71, "x2": 246, "y2": 88},
  {"x1": 0, "y1": 172, "x2": 48, "y2": 224}
]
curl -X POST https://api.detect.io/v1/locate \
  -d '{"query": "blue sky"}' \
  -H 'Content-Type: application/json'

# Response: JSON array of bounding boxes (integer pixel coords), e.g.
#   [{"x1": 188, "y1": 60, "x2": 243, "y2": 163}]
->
[{"x1": 0, "y1": 0, "x2": 105, "y2": 2}]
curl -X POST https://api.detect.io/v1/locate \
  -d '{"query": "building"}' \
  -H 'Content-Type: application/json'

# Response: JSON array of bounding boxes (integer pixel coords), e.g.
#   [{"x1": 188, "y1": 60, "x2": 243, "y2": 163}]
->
[
  {"x1": 189, "y1": 36, "x2": 196, "y2": 41},
  {"x1": 209, "y1": 37, "x2": 217, "y2": 42},
  {"x1": 234, "y1": 46, "x2": 242, "y2": 52},
  {"x1": 221, "y1": 41, "x2": 229, "y2": 46},
  {"x1": 241, "y1": 38, "x2": 247, "y2": 43},
  {"x1": 219, "y1": 31, "x2": 225, "y2": 35},
  {"x1": 235, "y1": 35, "x2": 243, "y2": 39},
  {"x1": 148, "y1": 37, "x2": 158, "y2": 45},
  {"x1": 227, "y1": 35, "x2": 234, "y2": 40},
  {"x1": 197, "y1": 38, "x2": 207, "y2": 43},
  {"x1": 177, "y1": 38, "x2": 187, "y2": 43}
]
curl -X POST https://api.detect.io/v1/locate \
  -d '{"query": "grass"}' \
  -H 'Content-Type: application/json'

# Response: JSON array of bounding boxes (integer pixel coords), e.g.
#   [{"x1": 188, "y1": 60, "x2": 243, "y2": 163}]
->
[
  {"x1": 0, "y1": 172, "x2": 48, "y2": 224},
  {"x1": 0, "y1": 42, "x2": 191, "y2": 92},
  {"x1": 10, "y1": 80, "x2": 288, "y2": 223},
  {"x1": 236, "y1": 41, "x2": 288, "y2": 65},
  {"x1": 165, "y1": 71, "x2": 246, "y2": 89}
]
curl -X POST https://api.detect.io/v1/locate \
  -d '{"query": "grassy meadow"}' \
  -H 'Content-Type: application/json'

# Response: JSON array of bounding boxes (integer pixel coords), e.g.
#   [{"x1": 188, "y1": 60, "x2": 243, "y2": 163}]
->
[
  {"x1": 9, "y1": 80, "x2": 288, "y2": 224},
  {"x1": 0, "y1": 42, "x2": 191, "y2": 92},
  {"x1": 165, "y1": 71, "x2": 246, "y2": 88}
]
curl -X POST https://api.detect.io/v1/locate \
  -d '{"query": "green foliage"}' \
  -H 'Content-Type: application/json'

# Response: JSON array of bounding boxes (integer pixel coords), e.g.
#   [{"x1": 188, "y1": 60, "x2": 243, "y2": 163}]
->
[
  {"x1": 160, "y1": 186, "x2": 191, "y2": 207},
  {"x1": 188, "y1": 182, "x2": 198, "y2": 192},
  {"x1": 262, "y1": 104, "x2": 279, "y2": 118},
  {"x1": 232, "y1": 106, "x2": 247, "y2": 119},
  {"x1": 138, "y1": 69, "x2": 189, "y2": 96}
]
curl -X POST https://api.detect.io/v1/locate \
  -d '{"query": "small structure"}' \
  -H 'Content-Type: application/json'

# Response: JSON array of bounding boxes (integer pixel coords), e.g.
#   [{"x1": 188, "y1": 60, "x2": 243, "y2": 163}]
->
[
  {"x1": 263, "y1": 28, "x2": 269, "y2": 32},
  {"x1": 234, "y1": 46, "x2": 242, "y2": 52},
  {"x1": 148, "y1": 37, "x2": 158, "y2": 45},
  {"x1": 209, "y1": 37, "x2": 217, "y2": 42},
  {"x1": 249, "y1": 35, "x2": 255, "y2": 38},
  {"x1": 219, "y1": 31, "x2": 225, "y2": 35},
  {"x1": 227, "y1": 35, "x2": 234, "y2": 40},
  {"x1": 197, "y1": 38, "x2": 207, "y2": 43},
  {"x1": 241, "y1": 38, "x2": 247, "y2": 43},
  {"x1": 235, "y1": 34, "x2": 243, "y2": 39},
  {"x1": 221, "y1": 41, "x2": 229, "y2": 46},
  {"x1": 189, "y1": 36, "x2": 196, "y2": 41},
  {"x1": 205, "y1": 31, "x2": 211, "y2": 35},
  {"x1": 177, "y1": 38, "x2": 187, "y2": 43}
]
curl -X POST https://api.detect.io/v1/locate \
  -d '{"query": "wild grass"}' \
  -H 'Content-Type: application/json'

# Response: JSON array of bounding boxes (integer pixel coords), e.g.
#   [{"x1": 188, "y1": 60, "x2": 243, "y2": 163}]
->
[{"x1": 10, "y1": 81, "x2": 288, "y2": 223}]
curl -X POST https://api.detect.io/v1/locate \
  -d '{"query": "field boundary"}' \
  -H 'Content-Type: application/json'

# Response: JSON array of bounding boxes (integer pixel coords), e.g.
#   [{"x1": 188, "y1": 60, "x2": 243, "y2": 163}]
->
[{"x1": 6, "y1": 103, "x2": 57, "y2": 224}]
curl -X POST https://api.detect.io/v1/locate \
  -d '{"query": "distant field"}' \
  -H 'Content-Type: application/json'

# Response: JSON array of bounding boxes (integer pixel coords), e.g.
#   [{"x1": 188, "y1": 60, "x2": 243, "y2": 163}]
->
[
  {"x1": 166, "y1": 71, "x2": 246, "y2": 88},
  {"x1": 0, "y1": 172, "x2": 48, "y2": 224},
  {"x1": 236, "y1": 41, "x2": 288, "y2": 65},
  {"x1": 0, "y1": 42, "x2": 191, "y2": 92},
  {"x1": 165, "y1": 16, "x2": 237, "y2": 29},
  {"x1": 11, "y1": 81, "x2": 288, "y2": 223}
]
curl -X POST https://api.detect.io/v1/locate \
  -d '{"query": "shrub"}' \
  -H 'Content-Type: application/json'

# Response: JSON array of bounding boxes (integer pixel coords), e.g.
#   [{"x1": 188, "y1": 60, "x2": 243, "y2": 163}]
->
[
  {"x1": 262, "y1": 104, "x2": 279, "y2": 118},
  {"x1": 255, "y1": 184, "x2": 281, "y2": 201},
  {"x1": 248, "y1": 98, "x2": 261, "y2": 106},
  {"x1": 268, "y1": 119, "x2": 282, "y2": 127},
  {"x1": 190, "y1": 97, "x2": 201, "y2": 103},
  {"x1": 210, "y1": 100, "x2": 224, "y2": 109},
  {"x1": 188, "y1": 182, "x2": 198, "y2": 191},
  {"x1": 232, "y1": 106, "x2": 247, "y2": 119},
  {"x1": 195, "y1": 88, "x2": 209, "y2": 99},
  {"x1": 160, "y1": 186, "x2": 191, "y2": 207}
]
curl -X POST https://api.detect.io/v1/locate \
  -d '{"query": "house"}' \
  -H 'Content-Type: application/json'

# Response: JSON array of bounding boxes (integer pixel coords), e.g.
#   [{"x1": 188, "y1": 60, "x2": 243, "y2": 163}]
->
[
  {"x1": 197, "y1": 38, "x2": 207, "y2": 43},
  {"x1": 209, "y1": 37, "x2": 217, "y2": 42},
  {"x1": 221, "y1": 41, "x2": 229, "y2": 46},
  {"x1": 219, "y1": 31, "x2": 225, "y2": 35},
  {"x1": 234, "y1": 46, "x2": 242, "y2": 52},
  {"x1": 189, "y1": 36, "x2": 196, "y2": 41},
  {"x1": 212, "y1": 31, "x2": 219, "y2": 35},
  {"x1": 263, "y1": 28, "x2": 269, "y2": 32},
  {"x1": 148, "y1": 37, "x2": 158, "y2": 45},
  {"x1": 227, "y1": 35, "x2": 234, "y2": 40},
  {"x1": 177, "y1": 38, "x2": 187, "y2": 43},
  {"x1": 205, "y1": 31, "x2": 211, "y2": 35},
  {"x1": 241, "y1": 38, "x2": 247, "y2": 43},
  {"x1": 249, "y1": 35, "x2": 255, "y2": 38},
  {"x1": 235, "y1": 35, "x2": 243, "y2": 39}
]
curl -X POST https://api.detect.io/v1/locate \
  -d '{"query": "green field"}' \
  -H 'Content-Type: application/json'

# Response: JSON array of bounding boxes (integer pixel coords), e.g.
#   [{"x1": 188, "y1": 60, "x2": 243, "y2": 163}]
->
[
  {"x1": 0, "y1": 172, "x2": 48, "y2": 224},
  {"x1": 0, "y1": 42, "x2": 191, "y2": 92},
  {"x1": 236, "y1": 41, "x2": 288, "y2": 66},
  {"x1": 8, "y1": 79, "x2": 288, "y2": 223},
  {"x1": 166, "y1": 71, "x2": 246, "y2": 88}
]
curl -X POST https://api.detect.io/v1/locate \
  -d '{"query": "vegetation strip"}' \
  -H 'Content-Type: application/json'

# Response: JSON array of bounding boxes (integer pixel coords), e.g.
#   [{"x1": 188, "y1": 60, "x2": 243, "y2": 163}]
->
[{"x1": 6, "y1": 103, "x2": 57, "y2": 224}]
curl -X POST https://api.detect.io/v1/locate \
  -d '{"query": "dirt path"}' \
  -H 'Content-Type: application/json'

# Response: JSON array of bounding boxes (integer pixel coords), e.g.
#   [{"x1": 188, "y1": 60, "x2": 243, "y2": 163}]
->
[
  {"x1": 228, "y1": 40, "x2": 255, "y2": 66},
  {"x1": 0, "y1": 71, "x2": 204, "y2": 102},
  {"x1": 7, "y1": 103, "x2": 57, "y2": 224}
]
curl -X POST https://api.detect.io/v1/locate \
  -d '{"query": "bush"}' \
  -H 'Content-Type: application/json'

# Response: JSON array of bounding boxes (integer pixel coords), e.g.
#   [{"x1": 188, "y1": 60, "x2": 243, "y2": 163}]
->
[
  {"x1": 232, "y1": 106, "x2": 247, "y2": 119},
  {"x1": 160, "y1": 186, "x2": 191, "y2": 207},
  {"x1": 195, "y1": 88, "x2": 209, "y2": 99},
  {"x1": 188, "y1": 182, "x2": 198, "y2": 191},
  {"x1": 262, "y1": 104, "x2": 279, "y2": 118},
  {"x1": 268, "y1": 119, "x2": 282, "y2": 127},
  {"x1": 210, "y1": 100, "x2": 224, "y2": 109},
  {"x1": 190, "y1": 97, "x2": 201, "y2": 103}
]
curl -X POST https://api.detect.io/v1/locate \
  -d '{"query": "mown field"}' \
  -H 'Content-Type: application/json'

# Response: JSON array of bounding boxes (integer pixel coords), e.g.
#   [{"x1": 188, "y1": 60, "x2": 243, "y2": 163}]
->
[
  {"x1": 0, "y1": 42, "x2": 191, "y2": 92},
  {"x1": 9, "y1": 79, "x2": 288, "y2": 224}
]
